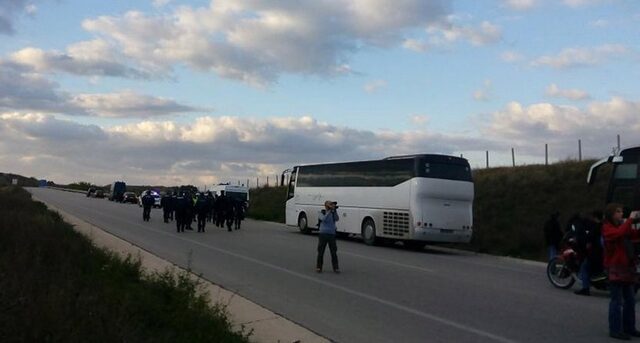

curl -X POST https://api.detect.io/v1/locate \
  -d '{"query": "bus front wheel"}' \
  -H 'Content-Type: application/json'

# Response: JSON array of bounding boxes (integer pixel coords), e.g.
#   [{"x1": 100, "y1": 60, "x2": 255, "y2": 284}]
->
[
  {"x1": 362, "y1": 219, "x2": 377, "y2": 246},
  {"x1": 298, "y1": 213, "x2": 311, "y2": 234}
]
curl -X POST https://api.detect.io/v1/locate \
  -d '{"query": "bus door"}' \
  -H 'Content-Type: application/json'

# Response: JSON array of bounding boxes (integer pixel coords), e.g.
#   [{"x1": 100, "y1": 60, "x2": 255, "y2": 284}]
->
[{"x1": 285, "y1": 168, "x2": 298, "y2": 226}]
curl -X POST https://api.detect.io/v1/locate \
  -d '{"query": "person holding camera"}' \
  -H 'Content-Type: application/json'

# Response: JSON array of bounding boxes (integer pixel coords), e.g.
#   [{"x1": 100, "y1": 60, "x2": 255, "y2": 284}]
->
[
  {"x1": 316, "y1": 200, "x2": 340, "y2": 273},
  {"x1": 603, "y1": 204, "x2": 640, "y2": 340}
]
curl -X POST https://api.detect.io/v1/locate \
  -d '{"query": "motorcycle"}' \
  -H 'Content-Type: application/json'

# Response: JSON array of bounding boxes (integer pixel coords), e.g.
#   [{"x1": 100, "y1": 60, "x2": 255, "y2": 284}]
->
[{"x1": 546, "y1": 236, "x2": 609, "y2": 290}]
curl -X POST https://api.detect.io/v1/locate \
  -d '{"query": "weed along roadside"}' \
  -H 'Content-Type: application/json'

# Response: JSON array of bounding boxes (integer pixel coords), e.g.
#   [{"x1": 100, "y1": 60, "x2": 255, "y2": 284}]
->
[
  {"x1": 248, "y1": 160, "x2": 611, "y2": 261},
  {"x1": 1, "y1": 186, "x2": 327, "y2": 343}
]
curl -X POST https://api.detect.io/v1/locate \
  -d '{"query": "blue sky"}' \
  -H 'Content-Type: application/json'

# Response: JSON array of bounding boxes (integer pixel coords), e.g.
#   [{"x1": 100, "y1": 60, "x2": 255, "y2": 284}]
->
[{"x1": 0, "y1": 0, "x2": 639, "y2": 185}]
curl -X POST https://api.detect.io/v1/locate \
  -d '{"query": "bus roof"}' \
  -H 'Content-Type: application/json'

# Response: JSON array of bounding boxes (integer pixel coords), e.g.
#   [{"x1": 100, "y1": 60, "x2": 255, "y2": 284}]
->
[{"x1": 291, "y1": 154, "x2": 468, "y2": 169}]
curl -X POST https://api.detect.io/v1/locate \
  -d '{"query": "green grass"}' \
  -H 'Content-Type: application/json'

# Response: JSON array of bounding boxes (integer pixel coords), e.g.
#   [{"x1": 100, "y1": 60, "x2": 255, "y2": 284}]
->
[
  {"x1": 247, "y1": 160, "x2": 613, "y2": 261},
  {"x1": 0, "y1": 186, "x2": 251, "y2": 343}
]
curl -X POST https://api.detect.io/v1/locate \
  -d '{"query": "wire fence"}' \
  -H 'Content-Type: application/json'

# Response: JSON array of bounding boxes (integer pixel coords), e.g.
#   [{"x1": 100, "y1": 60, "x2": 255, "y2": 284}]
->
[{"x1": 224, "y1": 134, "x2": 627, "y2": 189}]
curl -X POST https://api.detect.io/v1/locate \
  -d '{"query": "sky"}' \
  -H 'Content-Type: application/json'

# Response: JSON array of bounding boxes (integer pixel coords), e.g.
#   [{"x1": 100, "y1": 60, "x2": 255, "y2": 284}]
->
[{"x1": 0, "y1": 0, "x2": 639, "y2": 187}]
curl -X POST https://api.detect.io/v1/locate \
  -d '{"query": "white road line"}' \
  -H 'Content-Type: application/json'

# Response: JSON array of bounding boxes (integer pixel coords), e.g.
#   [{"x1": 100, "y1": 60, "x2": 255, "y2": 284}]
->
[{"x1": 62, "y1": 199, "x2": 517, "y2": 343}]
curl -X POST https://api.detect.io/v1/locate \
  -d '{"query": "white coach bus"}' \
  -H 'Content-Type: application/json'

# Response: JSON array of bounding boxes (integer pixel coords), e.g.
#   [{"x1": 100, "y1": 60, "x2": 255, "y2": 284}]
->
[{"x1": 284, "y1": 154, "x2": 474, "y2": 248}]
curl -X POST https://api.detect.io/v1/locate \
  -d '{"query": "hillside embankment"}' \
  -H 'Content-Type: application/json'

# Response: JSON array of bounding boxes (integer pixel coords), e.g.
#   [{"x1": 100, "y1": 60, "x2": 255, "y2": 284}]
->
[{"x1": 247, "y1": 160, "x2": 612, "y2": 261}]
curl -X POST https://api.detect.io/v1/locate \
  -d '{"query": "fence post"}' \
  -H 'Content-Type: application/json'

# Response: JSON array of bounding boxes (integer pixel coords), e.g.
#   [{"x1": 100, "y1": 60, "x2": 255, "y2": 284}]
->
[
  {"x1": 617, "y1": 134, "x2": 621, "y2": 150},
  {"x1": 545, "y1": 144, "x2": 548, "y2": 166},
  {"x1": 578, "y1": 139, "x2": 582, "y2": 161},
  {"x1": 511, "y1": 147, "x2": 515, "y2": 167},
  {"x1": 267, "y1": 176, "x2": 269, "y2": 187},
  {"x1": 485, "y1": 150, "x2": 489, "y2": 168},
  {"x1": 247, "y1": 179, "x2": 249, "y2": 188},
  {"x1": 256, "y1": 177, "x2": 259, "y2": 188}
]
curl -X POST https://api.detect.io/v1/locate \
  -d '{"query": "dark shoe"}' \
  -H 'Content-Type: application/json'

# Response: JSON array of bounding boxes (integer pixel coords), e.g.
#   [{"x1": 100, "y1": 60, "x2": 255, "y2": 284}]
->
[
  {"x1": 333, "y1": 269, "x2": 341, "y2": 274},
  {"x1": 316, "y1": 268, "x2": 322, "y2": 273},
  {"x1": 624, "y1": 330, "x2": 640, "y2": 337},
  {"x1": 574, "y1": 288, "x2": 590, "y2": 296},
  {"x1": 610, "y1": 332, "x2": 631, "y2": 340}
]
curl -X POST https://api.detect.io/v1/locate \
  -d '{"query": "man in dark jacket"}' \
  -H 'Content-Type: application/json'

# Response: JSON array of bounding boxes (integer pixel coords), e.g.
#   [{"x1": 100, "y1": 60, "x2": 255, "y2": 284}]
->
[
  {"x1": 174, "y1": 192, "x2": 187, "y2": 233},
  {"x1": 543, "y1": 211, "x2": 563, "y2": 261},
  {"x1": 195, "y1": 193, "x2": 209, "y2": 233},
  {"x1": 161, "y1": 192, "x2": 172, "y2": 223},
  {"x1": 141, "y1": 190, "x2": 154, "y2": 222}
]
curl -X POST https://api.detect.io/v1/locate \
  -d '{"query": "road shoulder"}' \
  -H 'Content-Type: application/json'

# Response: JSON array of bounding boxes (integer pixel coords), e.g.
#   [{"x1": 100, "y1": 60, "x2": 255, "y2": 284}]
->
[{"x1": 32, "y1": 194, "x2": 329, "y2": 343}]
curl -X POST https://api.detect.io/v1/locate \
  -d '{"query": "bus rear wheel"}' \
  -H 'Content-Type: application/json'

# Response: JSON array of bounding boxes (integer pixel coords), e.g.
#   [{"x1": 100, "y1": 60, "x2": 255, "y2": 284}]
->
[
  {"x1": 298, "y1": 213, "x2": 311, "y2": 234},
  {"x1": 361, "y1": 219, "x2": 377, "y2": 246}
]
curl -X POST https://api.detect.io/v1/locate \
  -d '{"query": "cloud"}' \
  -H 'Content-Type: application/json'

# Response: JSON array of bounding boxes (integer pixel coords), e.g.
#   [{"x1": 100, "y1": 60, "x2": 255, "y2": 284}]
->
[
  {"x1": 590, "y1": 19, "x2": 609, "y2": 27},
  {"x1": 10, "y1": 43, "x2": 154, "y2": 79},
  {"x1": 410, "y1": 115, "x2": 429, "y2": 125},
  {"x1": 0, "y1": 112, "x2": 499, "y2": 185},
  {"x1": 503, "y1": 0, "x2": 538, "y2": 11},
  {"x1": 545, "y1": 84, "x2": 591, "y2": 101},
  {"x1": 562, "y1": 0, "x2": 604, "y2": 7},
  {"x1": 0, "y1": 0, "x2": 32, "y2": 35},
  {"x1": 484, "y1": 97, "x2": 640, "y2": 157},
  {"x1": 531, "y1": 44, "x2": 628, "y2": 69},
  {"x1": 426, "y1": 19, "x2": 502, "y2": 47},
  {"x1": 70, "y1": 91, "x2": 200, "y2": 118},
  {"x1": 0, "y1": 62, "x2": 195, "y2": 118},
  {"x1": 500, "y1": 51, "x2": 524, "y2": 63},
  {"x1": 363, "y1": 79, "x2": 387, "y2": 93},
  {"x1": 53, "y1": 0, "x2": 451, "y2": 85}
]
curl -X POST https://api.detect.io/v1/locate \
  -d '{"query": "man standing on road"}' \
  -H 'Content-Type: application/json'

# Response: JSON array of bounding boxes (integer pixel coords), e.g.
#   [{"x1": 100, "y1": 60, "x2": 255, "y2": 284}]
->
[
  {"x1": 195, "y1": 193, "x2": 208, "y2": 233},
  {"x1": 141, "y1": 190, "x2": 154, "y2": 222},
  {"x1": 161, "y1": 192, "x2": 172, "y2": 223},
  {"x1": 174, "y1": 192, "x2": 187, "y2": 233},
  {"x1": 316, "y1": 200, "x2": 340, "y2": 274}
]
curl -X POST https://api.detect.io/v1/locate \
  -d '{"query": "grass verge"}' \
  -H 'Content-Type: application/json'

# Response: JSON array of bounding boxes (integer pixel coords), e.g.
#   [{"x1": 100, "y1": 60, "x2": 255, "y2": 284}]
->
[{"x1": 0, "y1": 186, "x2": 251, "y2": 343}]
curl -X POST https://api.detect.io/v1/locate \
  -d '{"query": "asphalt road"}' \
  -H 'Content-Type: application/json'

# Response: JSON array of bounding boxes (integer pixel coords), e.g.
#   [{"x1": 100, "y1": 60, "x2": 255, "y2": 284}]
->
[{"x1": 29, "y1": 188, "x2": 614, "y2": 343}]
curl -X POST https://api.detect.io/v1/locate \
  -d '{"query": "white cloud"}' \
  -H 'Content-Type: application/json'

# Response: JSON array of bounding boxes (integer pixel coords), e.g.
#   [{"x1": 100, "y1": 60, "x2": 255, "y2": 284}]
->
[
  {"x1": 59, "y1": 0, "x2": 451, "y2": 85},
  {"x1": 545, "y1": 84, "x2": 591, "y2": 101},
  {"x1": 562, "y1": 0, "x2": 604, "y2": 7},
  {"x1": 10, "y1": 43, "x2": 154, "y2": 79},
  {"x1": 70, "y1": 91, "x2": 199, "y2": 118},
  {"x1": 0, "y1": 112, "x2": 498, "y2": 185},
  {"x1": 402, "y1": 39, "x2": 429, "y2": 52},
  {"x1": 426, "y1": 19, "x2": 502, "y2": 47},
  {"x1": 410, "y1": 115, "x2": 429, "y2": 125},
  {"x1": 531, "y1": 44, "x2": 628, "y2": 69},
  {"x1": 363, "y1": 79, "x2": 387, "y2": 93},
  {"x1": 501, "y1": 51, "x2": 524, "y2": 63},
  {"x1": 484, "y1": 97, "x2": 640, "y2": 157},
  {"x1": 503, "y1": 0, "x2": 538, "y2": 11},
  {"x1": 0, "y1": 62, "x2": 195, "y2": 117}
]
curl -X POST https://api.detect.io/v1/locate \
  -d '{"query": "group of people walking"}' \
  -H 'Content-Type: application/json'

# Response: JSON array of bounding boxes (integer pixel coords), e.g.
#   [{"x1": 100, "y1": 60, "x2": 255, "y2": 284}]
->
[
  {"x1": 545, "y1": 204, "x2": 640, "y2": 340},
  {"x1": 141, "y1": 190, "x2": 247, "y2": 233}
]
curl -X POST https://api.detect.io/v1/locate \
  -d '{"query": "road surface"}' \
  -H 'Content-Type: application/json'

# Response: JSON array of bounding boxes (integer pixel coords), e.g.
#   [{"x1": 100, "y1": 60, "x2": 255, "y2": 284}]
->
[{"x1": 29, "y1": 188, "x2": 611, "y2": 343}]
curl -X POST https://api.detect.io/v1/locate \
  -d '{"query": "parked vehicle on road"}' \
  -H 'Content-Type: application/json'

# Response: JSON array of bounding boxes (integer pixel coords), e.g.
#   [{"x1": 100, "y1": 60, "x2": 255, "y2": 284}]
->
[
  {"x1": 93, "y1": 189, "x2": 105, "y2": 198},
  {"x1": 109, "y1": 181, "x2": 127, "y2": 202},
  {"x1": 139, "y1": 190, "x2": 161, "y2": 208},
  {"x1": 122, "y1": 192, "x2": 137, "y2": 204},
  {"x1": 283, "y1": 154, "x2": 474, "y2": 249},
  {"x1": 86, "y1": 188, "x2": 96, "y2": 197},
  {"x1": 211, "y1": 184, "x2": 249, "y2": 204},
  {"x1": 546, "y1": 234, "x2": 609, "y2": 290}
]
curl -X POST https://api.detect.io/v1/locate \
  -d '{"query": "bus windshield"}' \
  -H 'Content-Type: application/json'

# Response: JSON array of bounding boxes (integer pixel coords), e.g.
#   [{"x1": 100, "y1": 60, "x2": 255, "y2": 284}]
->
[{"x1": 417, "y1": 158, "x2": 472, "y2": 182}]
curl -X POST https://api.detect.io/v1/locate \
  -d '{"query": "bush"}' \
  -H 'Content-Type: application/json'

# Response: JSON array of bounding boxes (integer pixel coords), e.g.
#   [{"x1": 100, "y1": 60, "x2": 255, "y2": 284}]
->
[{"x1": 0, "y1": 186, "x2": 250, "y2": 343}]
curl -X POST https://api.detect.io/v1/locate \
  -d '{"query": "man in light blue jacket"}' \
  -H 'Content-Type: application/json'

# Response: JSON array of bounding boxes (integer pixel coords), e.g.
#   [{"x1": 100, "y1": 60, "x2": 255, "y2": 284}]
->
[{"x1": 317, "y1": 200, "x2": 340, "y2": 273}]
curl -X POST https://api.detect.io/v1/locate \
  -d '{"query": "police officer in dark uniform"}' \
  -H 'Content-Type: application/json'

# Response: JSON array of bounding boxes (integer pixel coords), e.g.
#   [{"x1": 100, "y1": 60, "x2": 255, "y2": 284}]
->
[
  {"x1": 174, "y1": 192, "x2": 187, "y2": 232},
  {"x1": 141, "y1": 190, "x2": 154, "y2": 222},
  {"x1": 161, "y1": 192, "x2": 172, "y2": 223},
  {"x1": 195, "y1": 193, "x2": 208, "y2": 233},
  {"x1": 233, "y1": 198, "x2": 247, "y2": 230},
  {"x1": 214, "y1": 191, "x2": 227, "y2": 228}
]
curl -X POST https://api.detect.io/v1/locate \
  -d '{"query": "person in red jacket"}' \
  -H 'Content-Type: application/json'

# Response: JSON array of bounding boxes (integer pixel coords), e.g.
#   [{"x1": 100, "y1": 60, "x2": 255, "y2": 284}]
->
[{"x1": 603, "y1": 203, "x2": 640, "y2": 340}]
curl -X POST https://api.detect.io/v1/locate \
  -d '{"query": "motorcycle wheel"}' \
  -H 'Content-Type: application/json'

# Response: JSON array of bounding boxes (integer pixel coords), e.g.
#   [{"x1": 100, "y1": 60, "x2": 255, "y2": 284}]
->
[{"x1": 546, "y1": 257, "x2": 575, "y2": 289}]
